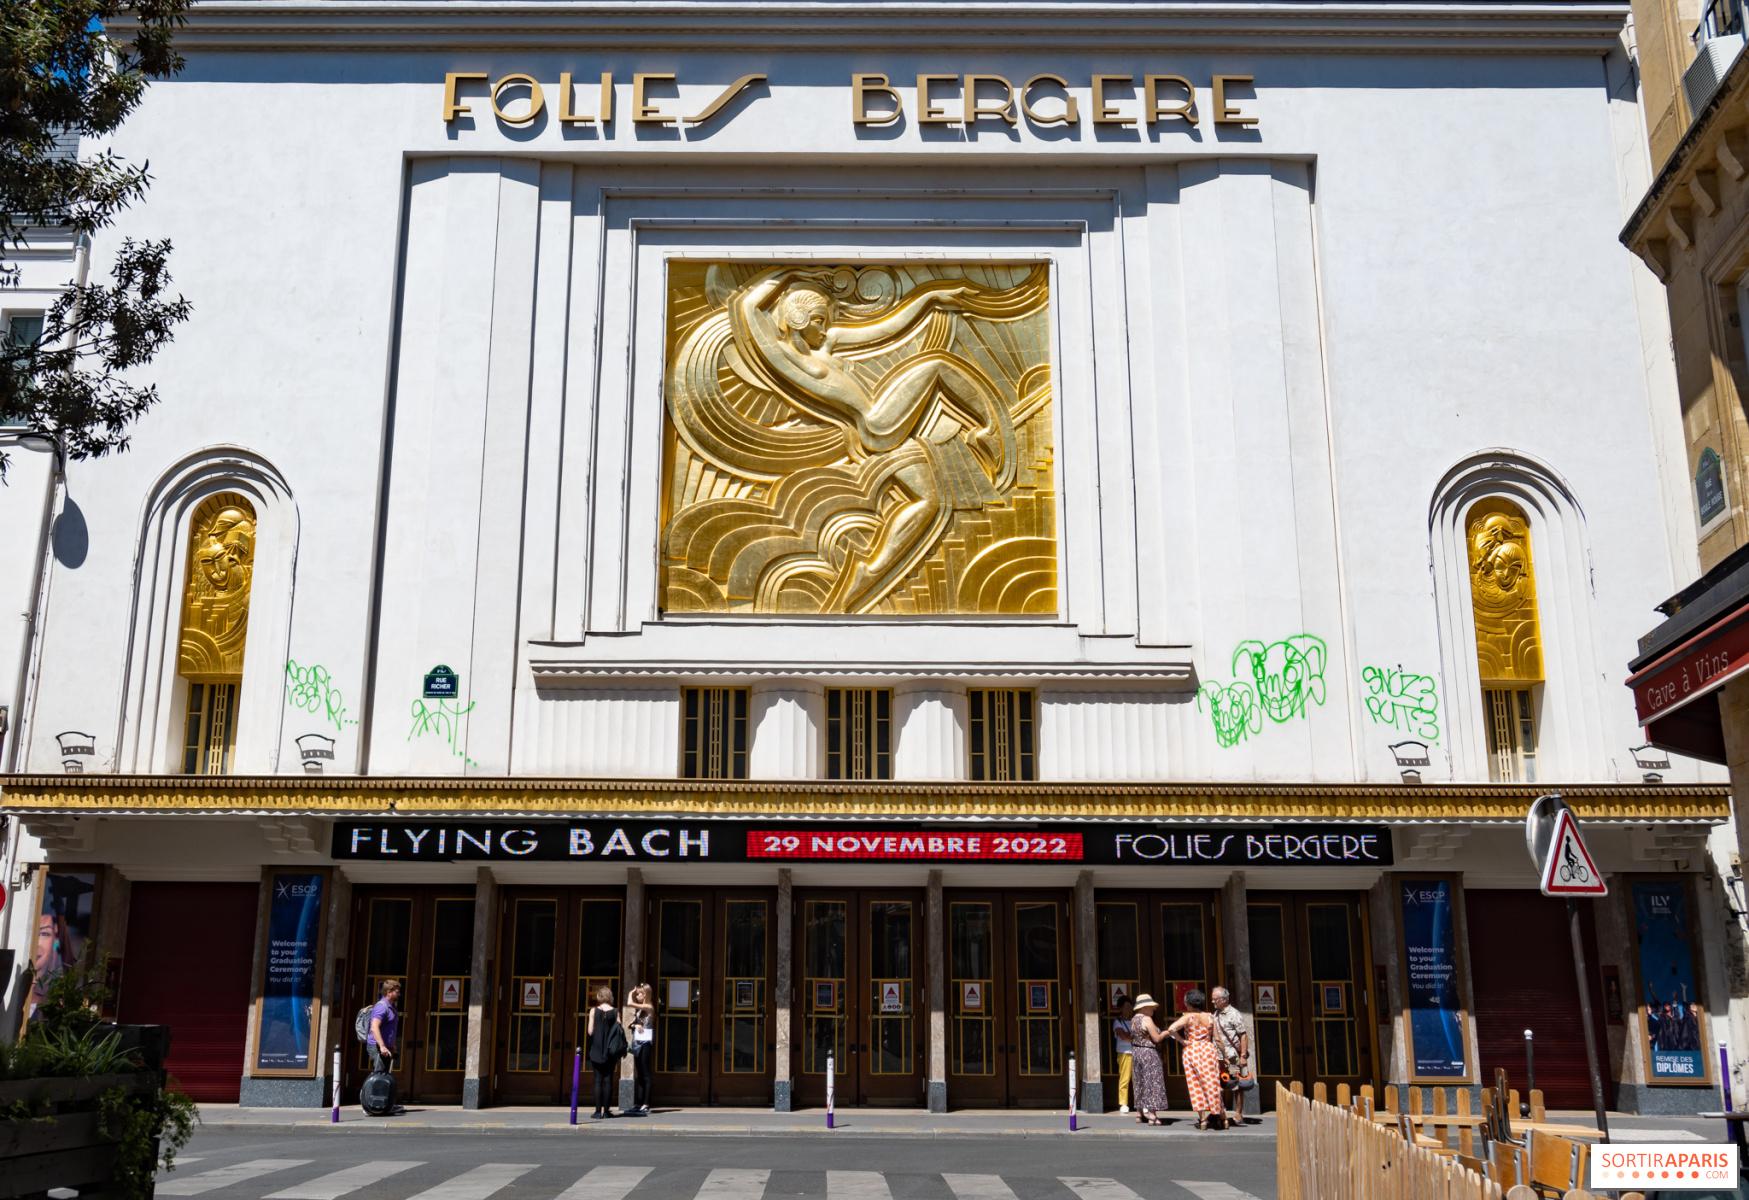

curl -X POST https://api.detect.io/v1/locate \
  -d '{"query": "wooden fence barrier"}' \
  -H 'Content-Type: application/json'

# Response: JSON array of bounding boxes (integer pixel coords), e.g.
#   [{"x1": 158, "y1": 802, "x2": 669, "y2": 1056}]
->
[
  {"x1": 1276, "y1": 1083, "x2": 1504, "y2": 1200},
  {"x1": 1275, "y1": 1083, "x2": 1651, "y2": 1200}
]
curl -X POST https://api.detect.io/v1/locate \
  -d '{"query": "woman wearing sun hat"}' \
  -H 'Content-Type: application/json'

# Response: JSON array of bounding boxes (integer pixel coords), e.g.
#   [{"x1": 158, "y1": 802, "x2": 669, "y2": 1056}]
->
[{"x1": 1127, "y1": 993, "x2": 1171, "y2": 1125}]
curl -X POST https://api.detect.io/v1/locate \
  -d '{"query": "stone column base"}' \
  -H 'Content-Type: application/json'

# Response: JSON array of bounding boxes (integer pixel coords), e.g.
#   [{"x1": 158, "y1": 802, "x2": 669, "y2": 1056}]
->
[
  {"x1": 773, "y1": 1080, "x2": 793, "y2": 1112},
  {"x1": 1080, "y1": 1080, "x2": 1103, "y2": 1112},
  {"x1": 927, "y1": 1080, "x2": 948, "y2": 1113},
  {"x1": 238, "y1": 1075, "x2": 328, "y2": 1107},
  {"x1": 463, "y1": 1077, "x2": 483, "y2": 1109}
]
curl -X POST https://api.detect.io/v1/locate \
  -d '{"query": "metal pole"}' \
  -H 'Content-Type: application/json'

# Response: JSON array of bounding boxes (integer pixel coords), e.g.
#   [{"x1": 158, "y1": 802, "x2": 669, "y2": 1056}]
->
[
  {"x1": 1521, "y1": 1029, "x2": 1535, "y2": 1118},
  {"x1": 570, "y1": 1046, "x2": 582, "y2": 1125},
  {"x1": 1719, "y1": 1041, "x2": 1738, "y2": 1146},
  {"x1": 1566, "y1": 897, "x2": 1610, "y2": 1142},
  {"x1": 331, "y1": 1048, "x2": 341, "y2": 1124},
  {"x1": 1068, "y1": 1050, "x2": 1078, "y2": 1131},
  {"x1": 826, "y1": 1053, "x2": 835, "y2": 1129}
]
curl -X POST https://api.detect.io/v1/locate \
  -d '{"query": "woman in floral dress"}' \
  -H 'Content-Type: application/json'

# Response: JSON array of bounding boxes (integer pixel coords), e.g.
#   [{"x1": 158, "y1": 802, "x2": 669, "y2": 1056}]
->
[
  {"x1": 1166, "y1": 989, "x2": 1226, "y2": 1129},
  {"x1": 1126, "y1": 994, "x2": 1170, "y2": 1125}
]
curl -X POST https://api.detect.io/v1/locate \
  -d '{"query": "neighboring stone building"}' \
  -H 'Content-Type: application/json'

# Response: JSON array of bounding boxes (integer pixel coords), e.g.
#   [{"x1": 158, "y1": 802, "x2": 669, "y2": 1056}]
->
[
  {"x1": 0, "y1": 0, "x2": 1731, "y2": 1115},
  {"x1": 1622, "y1": 0, "x2": 1749, "y2": 1105}
]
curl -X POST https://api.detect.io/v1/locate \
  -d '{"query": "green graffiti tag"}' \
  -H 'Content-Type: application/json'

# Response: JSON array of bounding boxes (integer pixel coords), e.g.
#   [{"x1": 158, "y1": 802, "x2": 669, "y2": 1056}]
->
[
  {"x1": 1200, "y1": 633, "x2": 1329, "y2": 747},
  {"x1": 1197, "y1": 680, "x2": 1261, "y2": 748},
  {"x1": 1361, "y1": 663, "x2": 1440, "y2": 741},
  {"x1": 409, "y1": 696, "x2": 478, "y2": 768},
  {"x1": 285, "y1": 658, "x2": 357, "y2": 730}
]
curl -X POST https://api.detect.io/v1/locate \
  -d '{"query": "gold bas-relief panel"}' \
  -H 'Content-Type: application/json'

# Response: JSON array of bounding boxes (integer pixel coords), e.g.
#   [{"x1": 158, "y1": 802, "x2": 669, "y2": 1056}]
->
[
  {"x1": 1466, "y1": 499, "x2": 1544, "y2": 683},
  {"x1": 660, "y1": 261, "x2": 1057, "y2": 616},
  {"x1": 177, "y1": 492, "x2": 256, "y2": 679}
]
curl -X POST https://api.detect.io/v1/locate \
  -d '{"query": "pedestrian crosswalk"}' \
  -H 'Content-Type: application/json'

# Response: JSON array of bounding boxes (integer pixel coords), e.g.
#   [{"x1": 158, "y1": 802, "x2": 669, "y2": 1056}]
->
[{"x1": 153, "y1": 1158, "x2": 1266, "y2": 1200}]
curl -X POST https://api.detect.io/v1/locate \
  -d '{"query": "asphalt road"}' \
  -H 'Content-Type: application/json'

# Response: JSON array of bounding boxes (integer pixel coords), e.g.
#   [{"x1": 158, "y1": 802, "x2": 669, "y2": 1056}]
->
[{"x1": 157, "y1": 1126, "x2": 1279, "y2": 1200}]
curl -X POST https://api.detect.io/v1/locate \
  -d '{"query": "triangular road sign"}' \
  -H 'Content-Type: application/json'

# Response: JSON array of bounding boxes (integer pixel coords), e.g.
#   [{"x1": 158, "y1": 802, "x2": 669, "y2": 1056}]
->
[{"x1": 1540, "y1": 808, "x2": 1608, "y2": 897}]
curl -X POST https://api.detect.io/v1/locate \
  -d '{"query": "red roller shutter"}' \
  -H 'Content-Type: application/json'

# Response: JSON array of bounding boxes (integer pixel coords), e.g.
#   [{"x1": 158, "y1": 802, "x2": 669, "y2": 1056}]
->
[
  {"x1": 118, "y1": 882, "x2": 258, "y2": 1102},
  {"x1": 1465, "y1": 889, "x2": 1614, "y2": 1110}
]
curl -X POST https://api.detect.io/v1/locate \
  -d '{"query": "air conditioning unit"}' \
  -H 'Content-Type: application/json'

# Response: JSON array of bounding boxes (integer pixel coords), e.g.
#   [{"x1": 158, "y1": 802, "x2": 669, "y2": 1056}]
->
[{"x1": 1685, "y1": 31, "x2": 1746, "y2": 116}]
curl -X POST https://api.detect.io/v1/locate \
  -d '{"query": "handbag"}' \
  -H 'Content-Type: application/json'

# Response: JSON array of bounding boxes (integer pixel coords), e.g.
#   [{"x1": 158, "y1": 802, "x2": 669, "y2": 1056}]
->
[{"x1": 1216, "y1": 1013, "x2": 1257, "y2": 1091}]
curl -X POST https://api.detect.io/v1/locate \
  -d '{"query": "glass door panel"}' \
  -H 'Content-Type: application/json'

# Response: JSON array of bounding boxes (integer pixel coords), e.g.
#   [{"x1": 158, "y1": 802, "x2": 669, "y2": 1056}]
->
[
  {"x1": 1013, "y1": 902, "x2": 1064, "y2": 1079},
  {"x1": 415, "y1": 897, "x2": 474, "y2": 1100},
  {"x1": 573, "y1": 898, "x2": 623, "y2": 1052},
  {"x1": 802, "y1": 900, "x2": 848, "y2": 1085},
  {"x1": 1247, "y1": 901, "x2": 1294, "y2": 1087},
  {"x1": 508, "y1": 899, "x2": 557, "y2": 1077},
  {"x1": 655, "y1": 898, "x2": 703, "y2": 1093},
  {"x1": 794, "y1": 890, "x2": 923, "y2": 1108},
  {"x1": 346, "y1": 888, "x2": 475, "y2": 1105},
  {"x1": 1246, "y1": 893, "x2": 1374, "y2": 1105},
  {"x1": 948, "y1": 900, "x2": 999, "y2": 1102},
  {"x1": 359, "y1": 897, "x2": 411, "y2": 1077},
  {"x1": 720, "y1": 899, "x2": 769, "y2": 1077},
  {"x1": 867, "y1": 900, "x2": 914, "y2": 1080},
  {"x1": 1306, "y1": 902, "x2": 1361, "y2": 1081},
  {"x1": 649, "y1": 889, "x2": 775, "y2": 1106},
  {"x1": 1158, "y1": 902, "x2": 1210, "y2": 1080}
]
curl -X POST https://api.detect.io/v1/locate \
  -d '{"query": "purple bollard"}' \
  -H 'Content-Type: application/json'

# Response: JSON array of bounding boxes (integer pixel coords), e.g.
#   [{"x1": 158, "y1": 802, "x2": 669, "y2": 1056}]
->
[
  {"x1": 1720, "y1": 1041, "x2": 1737, "y2": 1145},
  {"x1": 571, "y1": 1046, "x2": 582, "y2": 1125}
]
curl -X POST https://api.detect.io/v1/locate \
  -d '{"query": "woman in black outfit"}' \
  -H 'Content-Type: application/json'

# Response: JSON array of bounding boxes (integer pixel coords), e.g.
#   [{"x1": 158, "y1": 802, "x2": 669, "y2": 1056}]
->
[{"x1": 585, "y1": 985, "x2": 621, "y2": 1119}]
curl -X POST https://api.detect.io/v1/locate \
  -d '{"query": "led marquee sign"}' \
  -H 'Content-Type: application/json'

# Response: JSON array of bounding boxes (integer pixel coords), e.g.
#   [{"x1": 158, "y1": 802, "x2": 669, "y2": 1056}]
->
[{"x1": 333, "y1": 821, "x2": 1390, "y2": 866}]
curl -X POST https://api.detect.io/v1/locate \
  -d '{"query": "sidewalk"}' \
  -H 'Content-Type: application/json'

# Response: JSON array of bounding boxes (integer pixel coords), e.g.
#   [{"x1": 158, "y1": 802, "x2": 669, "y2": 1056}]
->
[
  {"x1": 192, "y1": 1103, "x2": 1726, "y2": 1142},
  {"x1": 194, "y1": 1104, "x2": 1279, "y2": 1138}
]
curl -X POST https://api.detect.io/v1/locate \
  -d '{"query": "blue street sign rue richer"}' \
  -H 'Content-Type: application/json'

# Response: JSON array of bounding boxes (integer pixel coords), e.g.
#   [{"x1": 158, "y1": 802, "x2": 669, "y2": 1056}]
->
[{"x1": 423, "y1": 664, "x2": 459, "y2": 699}]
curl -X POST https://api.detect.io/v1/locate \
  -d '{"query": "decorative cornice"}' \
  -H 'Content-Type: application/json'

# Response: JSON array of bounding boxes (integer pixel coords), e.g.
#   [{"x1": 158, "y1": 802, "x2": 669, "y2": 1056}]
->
[
  {"x1": 1621, "y1": 34, "x2": 1749, "y2": 248},
  {"x1": 527, "y1": 658, "x2": 1196, "y2": 685},
  {"x1": 0, "y1": 775, "x2": 1726, "y2": 824},
  {"x1": 132, "y1": 2, "x2": 1629, "y2": 55}
]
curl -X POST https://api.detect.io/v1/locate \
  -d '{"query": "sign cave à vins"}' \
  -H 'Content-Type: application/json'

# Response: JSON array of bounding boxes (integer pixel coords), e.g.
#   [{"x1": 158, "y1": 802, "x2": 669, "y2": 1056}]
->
[{"x1": 333, "y1": 820, "x2": 1392, "y2": 867}]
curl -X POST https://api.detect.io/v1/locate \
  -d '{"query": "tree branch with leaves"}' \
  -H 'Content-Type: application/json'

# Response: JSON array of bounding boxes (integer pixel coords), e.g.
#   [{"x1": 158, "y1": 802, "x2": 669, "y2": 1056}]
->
[{"x1": 1, "y1": 0, "x2": 193, "y2": 475}]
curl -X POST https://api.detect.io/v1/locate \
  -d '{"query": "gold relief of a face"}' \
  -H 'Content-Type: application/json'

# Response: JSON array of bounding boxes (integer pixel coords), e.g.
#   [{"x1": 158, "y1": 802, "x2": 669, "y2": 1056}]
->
[
  {"x1": 177, "y1": 494, "x2": 257, "y2": 679},
  {"x1": 1466, "y1": 502, "x2": 1543, "y2": 683},
  {"x1": 661, "y1": 261, "x2": 1057, "y2": 616}
]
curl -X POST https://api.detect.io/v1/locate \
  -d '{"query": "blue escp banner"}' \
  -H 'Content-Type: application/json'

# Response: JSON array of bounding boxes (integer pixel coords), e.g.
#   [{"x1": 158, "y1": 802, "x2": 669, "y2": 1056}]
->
[
  {"x1": 254, "y1": 871, "x2": 325, "y2": 1074},
  {"x1": 1633, "y1": 880, "x2": 1707, "y2": 1083},
  {"x1": 1400, "y1": 878, "x2": 1466, "y2": 1079}
]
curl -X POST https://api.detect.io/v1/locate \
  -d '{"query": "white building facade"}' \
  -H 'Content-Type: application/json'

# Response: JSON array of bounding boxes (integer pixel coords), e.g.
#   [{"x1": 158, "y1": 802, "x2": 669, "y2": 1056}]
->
[{"x1": 0, "y1": 0, "x2": 1737, "y2": 1115}]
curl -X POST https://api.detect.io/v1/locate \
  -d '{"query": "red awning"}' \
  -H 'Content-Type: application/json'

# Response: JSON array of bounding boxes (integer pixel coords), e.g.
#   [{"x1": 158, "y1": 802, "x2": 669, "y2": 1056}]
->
[{"x1": 1626, "y1": 604, "x2": 1749, "y2": 763}]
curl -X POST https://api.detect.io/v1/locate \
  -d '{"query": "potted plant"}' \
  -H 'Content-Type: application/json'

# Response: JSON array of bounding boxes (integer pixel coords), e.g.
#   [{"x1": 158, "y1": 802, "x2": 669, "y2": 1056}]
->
[{"x1": 0, "y1": 958, "x2": 196, "y2": 1198}]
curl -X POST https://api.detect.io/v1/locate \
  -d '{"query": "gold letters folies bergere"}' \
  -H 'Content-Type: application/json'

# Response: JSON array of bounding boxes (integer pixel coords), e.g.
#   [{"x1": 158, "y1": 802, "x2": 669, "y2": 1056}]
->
[{"x1": 661, "y1": 262, "x2": 1057, "y2": 616}]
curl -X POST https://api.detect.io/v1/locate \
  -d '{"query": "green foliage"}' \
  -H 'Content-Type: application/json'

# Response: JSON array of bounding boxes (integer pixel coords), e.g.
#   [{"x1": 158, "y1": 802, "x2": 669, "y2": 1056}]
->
[
  {"x1": 2, "y1": 954, "x2": 199, "y2": 1197},
  {"x1": 0, "y1": 0, "x2": 194, "y2": 474},
  {"x1": 100, "y1": 1077, "x2": 197, "y2": 1195}
]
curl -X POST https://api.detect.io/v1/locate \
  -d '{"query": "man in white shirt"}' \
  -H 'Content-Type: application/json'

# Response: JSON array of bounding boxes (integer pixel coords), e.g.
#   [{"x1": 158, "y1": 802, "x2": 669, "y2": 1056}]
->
[{"x1": 1212, "y1": 986, "x2": 1254, "y2": 1123}]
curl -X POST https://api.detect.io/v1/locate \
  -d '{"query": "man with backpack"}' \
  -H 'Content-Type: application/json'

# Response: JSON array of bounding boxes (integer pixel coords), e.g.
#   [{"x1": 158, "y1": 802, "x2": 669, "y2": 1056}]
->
[{"x1": 356, "y1": 980, "x2": 403, "y2": 1116}]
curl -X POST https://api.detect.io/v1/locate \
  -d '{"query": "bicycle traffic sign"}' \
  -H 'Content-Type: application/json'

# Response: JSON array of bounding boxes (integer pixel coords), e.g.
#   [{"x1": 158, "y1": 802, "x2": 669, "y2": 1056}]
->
[{"x1": 1539, "y1": 806, "x2": 1607, "y2": 897}]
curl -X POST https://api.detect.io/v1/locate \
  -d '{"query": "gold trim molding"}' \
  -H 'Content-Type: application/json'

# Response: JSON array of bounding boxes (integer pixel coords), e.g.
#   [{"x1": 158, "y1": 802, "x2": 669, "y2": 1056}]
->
[{"x1": 0, "y1": 775, "x2": 1727, "y2": 824}]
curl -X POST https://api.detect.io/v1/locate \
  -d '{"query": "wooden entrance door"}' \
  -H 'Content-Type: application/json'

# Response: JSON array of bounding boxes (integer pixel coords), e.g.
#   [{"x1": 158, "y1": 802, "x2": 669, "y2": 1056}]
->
[
  {"x1": 1246, "y1": 892, "x2": 1375, "y2": 1106},
  {"x1": 648, "y1": 888, "x2": 776, "y2": 1106},
  {"x1": 945, "y1": 891, "x2": 1074, "y2": 1107},
  {"x1": 494, "y1": 889, "x2": 624, "y2": 1104},
  {"x1": 1094, "y1": 891, "x2": 1223, "y2": 1110},
  {"x1": 794, "y1": 890, "x2": 925, "y2": 1107},
  {"x1": 347, "y1": 888, "x2": 475, "y2": 1104}
]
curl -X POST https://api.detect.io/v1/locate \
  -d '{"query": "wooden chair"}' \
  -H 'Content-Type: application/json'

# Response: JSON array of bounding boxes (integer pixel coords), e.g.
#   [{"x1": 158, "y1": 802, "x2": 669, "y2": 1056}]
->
[{"x1": 1525, "y1": 1129, "x2": 1590, "y2": 1196}]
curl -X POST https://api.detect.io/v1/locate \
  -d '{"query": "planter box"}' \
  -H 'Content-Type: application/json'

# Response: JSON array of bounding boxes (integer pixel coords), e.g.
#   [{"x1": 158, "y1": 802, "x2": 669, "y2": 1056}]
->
[{"x1": 0, "y1": 1025, "x2": 170, "y2": 1200}]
